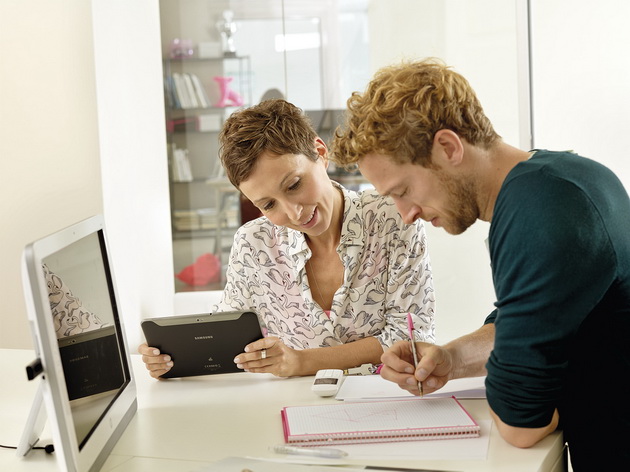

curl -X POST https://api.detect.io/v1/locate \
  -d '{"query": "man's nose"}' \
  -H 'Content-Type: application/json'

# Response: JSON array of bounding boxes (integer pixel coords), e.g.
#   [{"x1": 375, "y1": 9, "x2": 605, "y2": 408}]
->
[{"x1": 396, "y1": 200, "x2": 421, "y2": 225}]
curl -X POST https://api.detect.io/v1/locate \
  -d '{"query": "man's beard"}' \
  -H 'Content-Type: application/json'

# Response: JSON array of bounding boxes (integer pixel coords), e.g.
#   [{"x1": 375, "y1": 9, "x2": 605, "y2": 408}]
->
[{"x1": 435, "y1": 170, "x2": 479, "y2": 235}]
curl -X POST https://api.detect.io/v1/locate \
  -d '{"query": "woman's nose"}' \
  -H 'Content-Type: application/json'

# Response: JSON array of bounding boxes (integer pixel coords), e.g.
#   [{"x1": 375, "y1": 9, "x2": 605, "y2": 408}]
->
[{"x1": 282, "y1": 201, "x2": 302, "y2": 223}]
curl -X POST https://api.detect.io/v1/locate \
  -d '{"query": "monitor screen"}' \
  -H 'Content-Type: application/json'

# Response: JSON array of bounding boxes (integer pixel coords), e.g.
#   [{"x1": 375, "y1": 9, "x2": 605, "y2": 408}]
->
[{"x1": 19, "y1": 215, "x2": 137, "y2": 472}]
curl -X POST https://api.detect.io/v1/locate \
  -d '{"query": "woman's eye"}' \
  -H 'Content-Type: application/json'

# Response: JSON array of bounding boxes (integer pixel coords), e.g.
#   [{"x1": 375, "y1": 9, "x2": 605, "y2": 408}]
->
[
  {"x1": 288, "y1": 179, "x2": 301, "y2": 191},
  {"x1": 263, "y1": 201, "x2": 275, "y2": 211}
]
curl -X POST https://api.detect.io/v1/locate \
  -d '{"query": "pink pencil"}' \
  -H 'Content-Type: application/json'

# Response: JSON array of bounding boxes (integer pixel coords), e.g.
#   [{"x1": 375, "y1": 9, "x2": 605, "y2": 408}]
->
[{"x1": 406, "y1": 313, "x2": 423, "y2": 397}]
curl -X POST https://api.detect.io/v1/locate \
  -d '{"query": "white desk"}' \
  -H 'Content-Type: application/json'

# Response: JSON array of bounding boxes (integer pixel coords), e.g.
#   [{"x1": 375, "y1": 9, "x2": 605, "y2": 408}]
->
[{"x1": 0, "y1": 349, "x2": 567, "y2": 472}]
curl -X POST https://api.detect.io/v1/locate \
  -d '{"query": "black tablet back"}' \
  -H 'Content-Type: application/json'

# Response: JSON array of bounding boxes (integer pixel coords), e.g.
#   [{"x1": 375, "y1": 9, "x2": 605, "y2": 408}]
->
[{"x1": 141, "y1": 311, "x2": 262, "y2": 378}]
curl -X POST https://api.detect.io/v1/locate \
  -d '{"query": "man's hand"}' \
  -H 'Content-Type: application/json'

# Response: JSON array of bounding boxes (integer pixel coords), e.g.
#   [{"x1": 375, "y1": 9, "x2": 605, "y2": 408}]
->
[{"x1": 380, "y1": 340, "x2": 454, "y2": 395}]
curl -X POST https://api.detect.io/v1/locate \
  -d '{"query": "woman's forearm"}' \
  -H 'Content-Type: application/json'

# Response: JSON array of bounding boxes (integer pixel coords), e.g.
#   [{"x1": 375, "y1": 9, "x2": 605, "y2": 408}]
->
[{"x1": 297, "y1": 336, "x2": 384, "y2": 376}]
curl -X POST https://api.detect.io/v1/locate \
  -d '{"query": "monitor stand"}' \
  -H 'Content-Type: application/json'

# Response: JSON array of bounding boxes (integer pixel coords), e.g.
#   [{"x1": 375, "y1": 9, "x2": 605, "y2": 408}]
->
[{"x1": 16, "y1": 380, "x2": 48, "y2": 456}]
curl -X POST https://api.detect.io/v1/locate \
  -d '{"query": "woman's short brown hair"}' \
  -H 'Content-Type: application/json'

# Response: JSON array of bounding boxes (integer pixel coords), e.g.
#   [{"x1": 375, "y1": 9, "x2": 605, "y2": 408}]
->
[
  {"x1": 219, "y1": 99, "x2": 318, "y2": 187},
  {"x1": 332, "y1": 58, "x2": 500, "y2": 169}
]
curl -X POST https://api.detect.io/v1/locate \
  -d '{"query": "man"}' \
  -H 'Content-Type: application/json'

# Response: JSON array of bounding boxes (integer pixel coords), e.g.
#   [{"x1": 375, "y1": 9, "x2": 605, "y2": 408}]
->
[{"x1": 332, "y1": 59, "x2": 630, "y2": 471}]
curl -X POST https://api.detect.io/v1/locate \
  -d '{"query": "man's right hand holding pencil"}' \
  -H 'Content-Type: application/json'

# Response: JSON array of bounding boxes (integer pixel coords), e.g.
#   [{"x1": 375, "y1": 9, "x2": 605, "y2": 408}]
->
[{"x1": 380, "y1": 324, "x2": 495, "y2": 396}]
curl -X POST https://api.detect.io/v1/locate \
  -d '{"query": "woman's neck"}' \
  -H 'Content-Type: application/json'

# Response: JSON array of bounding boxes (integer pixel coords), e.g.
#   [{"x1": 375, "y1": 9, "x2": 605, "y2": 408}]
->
[{"x1": 306, "y1": 183, "x2": 344, "y2": 253}]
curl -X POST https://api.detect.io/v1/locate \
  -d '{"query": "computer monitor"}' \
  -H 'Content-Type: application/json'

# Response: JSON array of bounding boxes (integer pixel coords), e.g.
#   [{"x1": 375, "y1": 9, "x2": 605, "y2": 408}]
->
[{"x1": 18, "y1": 214, "x2": 137, "y2": 472}]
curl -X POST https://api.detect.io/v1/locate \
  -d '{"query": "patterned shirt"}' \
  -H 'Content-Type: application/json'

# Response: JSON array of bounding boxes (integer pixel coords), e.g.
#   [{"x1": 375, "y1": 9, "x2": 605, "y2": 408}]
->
[
  {"x1": 44, "y1": 264, "x2": 108, "y2": 339},
  {"x1": 214, "y1": 182, "x2": 435, "y2": 350}
]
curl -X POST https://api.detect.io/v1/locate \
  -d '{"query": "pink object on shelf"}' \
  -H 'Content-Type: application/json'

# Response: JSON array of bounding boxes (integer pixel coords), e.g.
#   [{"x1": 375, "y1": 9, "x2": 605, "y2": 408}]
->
[
  {"x1": 175, "y1": 253, "x2": 221, "y2": 286},
  {"x1": 213, "y1": 76, "x2": 244, "y2": 107},
  {"x1": 170, "y1": 38, "x2": 194, "y2": 59}
]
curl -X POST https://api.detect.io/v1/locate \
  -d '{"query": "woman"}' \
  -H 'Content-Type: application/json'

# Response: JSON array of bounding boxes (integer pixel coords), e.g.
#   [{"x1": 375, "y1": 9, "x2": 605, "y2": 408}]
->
[{"x1": 139, "y1": 99, "x2": 435, "y2": 378}]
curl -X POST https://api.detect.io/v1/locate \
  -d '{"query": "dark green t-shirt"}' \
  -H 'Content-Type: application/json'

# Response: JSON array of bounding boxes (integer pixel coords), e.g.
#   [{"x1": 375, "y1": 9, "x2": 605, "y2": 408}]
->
[{"x1": 485, "y1": 150, "x2": 630, "y2": 470}]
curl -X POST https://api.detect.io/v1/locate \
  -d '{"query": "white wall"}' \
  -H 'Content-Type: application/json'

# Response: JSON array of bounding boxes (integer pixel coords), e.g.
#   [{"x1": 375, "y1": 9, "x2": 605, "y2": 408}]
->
[
  {"x1": 91, "y1": 0, "x2": 174, "y2": 348},
  {"x1": 530, "y1": 0, "x2": 630, "y2": 190},
  {"x1": 0, "y1": 1, "x2": 103, "y2": 349},
  {"x1": 0, "y1": 1, "x2": 173, "y2": 349}
]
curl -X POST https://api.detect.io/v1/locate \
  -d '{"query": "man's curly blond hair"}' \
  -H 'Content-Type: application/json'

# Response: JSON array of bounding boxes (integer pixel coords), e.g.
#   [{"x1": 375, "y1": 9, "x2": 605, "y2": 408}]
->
[{"x1": 332, "y1": 59, "x2": 500, "y2": 169}]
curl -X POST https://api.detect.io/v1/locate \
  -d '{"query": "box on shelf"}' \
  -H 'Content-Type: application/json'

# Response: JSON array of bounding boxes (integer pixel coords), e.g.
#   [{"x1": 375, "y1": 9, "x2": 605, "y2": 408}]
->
[
  {"x1": 198, "y1": 42, "x2": 222, "y2": 58},
  {"x1": 197, "y1": 114, "x2": 221, "y2": 132}
]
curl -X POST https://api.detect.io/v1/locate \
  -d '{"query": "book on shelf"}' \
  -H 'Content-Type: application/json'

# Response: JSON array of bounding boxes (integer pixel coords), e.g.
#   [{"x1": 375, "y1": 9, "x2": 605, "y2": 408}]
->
[
  {"x1": 190, "y1": 73, "x2": 211, "y2": 108},
  {"x1": 163, "y1": 74, "x2": 177, "y2": 108},
  {"x1": 171, "y1": 73, "x2": 193, "y2": 109},
  {"x1": 182, "y1": 73, "x2": 200, "y2": 108},
  {"x1": 171, "y1": 148, "x2": 193, "y2": 182},
  {"x1": 167, "y1": 73, "x2": 211, "y2": 110}
]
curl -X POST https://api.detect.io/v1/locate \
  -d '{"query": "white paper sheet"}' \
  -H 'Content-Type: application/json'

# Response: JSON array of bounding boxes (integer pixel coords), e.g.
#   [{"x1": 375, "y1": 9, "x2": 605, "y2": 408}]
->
[
  {"x1": 335, "y1": 375, "x2": 486, "y2": 401},
  {"x1": 196, "y1": 420, "x2": 491, "y2": 470}
]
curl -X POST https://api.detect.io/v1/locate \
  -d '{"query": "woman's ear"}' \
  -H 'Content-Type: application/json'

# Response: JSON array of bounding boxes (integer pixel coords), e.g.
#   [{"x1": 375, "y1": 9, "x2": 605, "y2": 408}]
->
[
  {"x1": 314, "y1": 137, "x2": 329, "y2": 167},
  {"x1": 433, "y1": 129, "x2": 464, "y2": 167}
]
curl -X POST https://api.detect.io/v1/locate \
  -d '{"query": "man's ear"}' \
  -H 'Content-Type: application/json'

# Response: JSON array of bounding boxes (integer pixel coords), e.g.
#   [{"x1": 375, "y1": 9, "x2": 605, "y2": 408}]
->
[{"x1": 433, "y1": 129, "x2": 464, "y2": 167}]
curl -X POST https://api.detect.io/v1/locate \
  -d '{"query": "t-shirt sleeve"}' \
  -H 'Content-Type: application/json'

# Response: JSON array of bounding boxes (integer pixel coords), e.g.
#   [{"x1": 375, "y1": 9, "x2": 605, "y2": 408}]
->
[{"x1": 486, "y1": 172, "x2": 616, "y2": 428}]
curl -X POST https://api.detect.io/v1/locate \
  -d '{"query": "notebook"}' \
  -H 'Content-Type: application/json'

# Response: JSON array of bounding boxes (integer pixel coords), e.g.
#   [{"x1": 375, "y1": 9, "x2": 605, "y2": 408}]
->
[{"x1": 281, "y1": 396, "x2": 480, "y2": 446}]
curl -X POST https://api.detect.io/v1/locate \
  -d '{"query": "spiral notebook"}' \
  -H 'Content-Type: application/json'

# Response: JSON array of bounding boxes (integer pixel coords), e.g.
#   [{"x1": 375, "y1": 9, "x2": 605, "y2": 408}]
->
[{"x1": 281, "y1": 396, "x2": 480, "y2": 446}]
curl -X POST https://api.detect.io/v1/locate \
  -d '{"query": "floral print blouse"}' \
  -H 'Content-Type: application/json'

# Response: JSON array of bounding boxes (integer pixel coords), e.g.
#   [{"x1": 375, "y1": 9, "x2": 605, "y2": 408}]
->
[
  {"x1": 214, "y1": 183, "x2": 435, "y2": 350},
  {"x1": 44, "y1": 264, "x2": 108, "y2": 339}
]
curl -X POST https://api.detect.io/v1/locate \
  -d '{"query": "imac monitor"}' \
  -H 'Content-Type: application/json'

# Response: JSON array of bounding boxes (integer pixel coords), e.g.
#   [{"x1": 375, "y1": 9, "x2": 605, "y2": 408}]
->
[{"x1": 19, "y1": 215, "x2": 137, "y2": 472}]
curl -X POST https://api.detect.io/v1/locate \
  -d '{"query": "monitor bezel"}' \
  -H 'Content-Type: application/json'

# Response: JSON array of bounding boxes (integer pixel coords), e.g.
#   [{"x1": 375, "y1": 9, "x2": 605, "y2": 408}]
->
[{"x1": 20, "y1": 214, "x2": 137, "y2": 472}]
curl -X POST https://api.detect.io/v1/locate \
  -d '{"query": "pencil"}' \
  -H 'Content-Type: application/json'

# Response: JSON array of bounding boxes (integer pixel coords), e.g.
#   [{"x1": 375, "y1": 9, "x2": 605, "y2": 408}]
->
[{"x1": 406, "y1": 313, "x2": 423, "y2": 397}]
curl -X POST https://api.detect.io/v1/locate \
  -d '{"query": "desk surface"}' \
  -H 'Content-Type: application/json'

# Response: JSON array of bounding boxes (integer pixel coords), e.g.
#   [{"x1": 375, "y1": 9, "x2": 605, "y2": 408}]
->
[{"x1": 0, "y1": 349, "x2": 566, "y2": 472}]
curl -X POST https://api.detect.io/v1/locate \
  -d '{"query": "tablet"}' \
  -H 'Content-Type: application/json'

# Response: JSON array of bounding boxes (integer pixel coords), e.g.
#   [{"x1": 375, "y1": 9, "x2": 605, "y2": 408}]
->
[
  {"x1": 58, "y1": 325, "x2": 125, "y2": 400},
  {"x1": 141, "y1": 311, "x2": 262, "y2": 378}
]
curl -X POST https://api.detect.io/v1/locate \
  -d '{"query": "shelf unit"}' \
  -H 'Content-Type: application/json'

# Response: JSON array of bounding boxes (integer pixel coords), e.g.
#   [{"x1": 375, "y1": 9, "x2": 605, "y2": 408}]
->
[{"x1": 162, "y1": 55, "x2": 252, "y2": 291}]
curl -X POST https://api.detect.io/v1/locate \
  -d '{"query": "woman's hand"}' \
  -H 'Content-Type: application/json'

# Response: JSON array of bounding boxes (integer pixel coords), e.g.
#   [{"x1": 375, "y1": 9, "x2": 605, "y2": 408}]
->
[
  {"x1": 138, "y1": 343, "x2": 173, "y2": 379},
  {"x1": 233, "y1": 336, "x2": 303, "y2": 377}
]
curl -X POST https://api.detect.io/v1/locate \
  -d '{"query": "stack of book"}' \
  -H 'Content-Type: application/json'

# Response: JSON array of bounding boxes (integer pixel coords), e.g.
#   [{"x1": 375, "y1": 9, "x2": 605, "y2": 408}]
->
[
  {"x1": 198, "y1": 208, "x2": 220, "y2": 229},
  {"x1": 165, "y1": 73, "x2": 211, "y2": 109},
  {"x1": 223, "y1": 206, "x2": 240, "y2": 228},
  {"x1": 173, "y1": 210, "x2": 201, "y2": 231},
  {"x1": 173, "y1": 208, "x2": 222, "y2": 232}
]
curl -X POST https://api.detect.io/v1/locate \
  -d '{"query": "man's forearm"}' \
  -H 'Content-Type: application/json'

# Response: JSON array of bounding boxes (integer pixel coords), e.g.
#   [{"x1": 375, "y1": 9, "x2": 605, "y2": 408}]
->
[{"x1": 445, "y1": 323, "x2": 495, "y2": 379}]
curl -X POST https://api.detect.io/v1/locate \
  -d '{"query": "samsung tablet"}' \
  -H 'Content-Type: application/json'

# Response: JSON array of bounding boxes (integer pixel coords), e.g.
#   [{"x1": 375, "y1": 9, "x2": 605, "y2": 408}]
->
[{"x1": 141, "y1": 311, "x2": 262, "y2": 378}]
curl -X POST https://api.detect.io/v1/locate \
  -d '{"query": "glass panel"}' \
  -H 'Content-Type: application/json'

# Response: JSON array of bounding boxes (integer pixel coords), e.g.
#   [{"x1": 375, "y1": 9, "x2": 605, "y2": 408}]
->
[
  {"x1": 159, "y1": 1, "x2": 258, "y2": 292},
  {"x1": 159, "y1": 0, "x2": 523, "y2": 292}
]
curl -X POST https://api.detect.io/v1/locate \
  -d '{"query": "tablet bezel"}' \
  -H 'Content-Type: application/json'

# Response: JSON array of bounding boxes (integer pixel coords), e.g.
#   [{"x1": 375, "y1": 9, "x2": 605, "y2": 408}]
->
[{"x1": 141, "y1": 311, "x2": 262, "y2": 378}]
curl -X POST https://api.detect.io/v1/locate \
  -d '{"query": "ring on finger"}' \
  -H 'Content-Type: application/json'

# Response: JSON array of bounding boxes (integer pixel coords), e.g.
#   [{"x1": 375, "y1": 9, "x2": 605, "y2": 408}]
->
[{"x1": 261, "y1": 348, "x2": 267, "y2": 360}]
